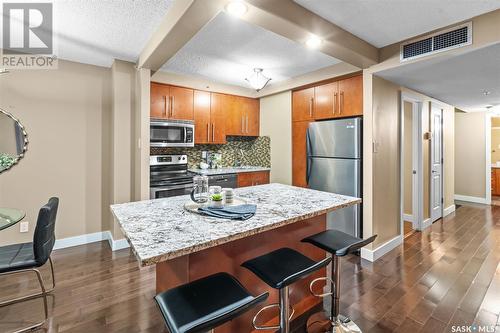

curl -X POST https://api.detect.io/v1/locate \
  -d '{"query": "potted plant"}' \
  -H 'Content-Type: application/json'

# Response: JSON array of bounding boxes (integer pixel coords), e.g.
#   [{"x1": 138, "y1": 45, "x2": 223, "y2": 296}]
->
[{"x1": 210, "y1": 193, "x2": 223, "y2": 208}]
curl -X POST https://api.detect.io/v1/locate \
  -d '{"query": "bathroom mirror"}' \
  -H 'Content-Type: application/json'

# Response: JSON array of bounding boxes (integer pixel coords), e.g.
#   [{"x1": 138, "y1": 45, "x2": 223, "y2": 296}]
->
[{"x1": 0, "y1": 108, "x2": 28, "y2": 173}]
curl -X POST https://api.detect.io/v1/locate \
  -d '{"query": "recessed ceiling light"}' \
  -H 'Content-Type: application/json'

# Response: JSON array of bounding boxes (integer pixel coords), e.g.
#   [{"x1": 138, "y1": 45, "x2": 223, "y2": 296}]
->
[
  {"x1": 483, "y1": 90, "x2": 491, "y2": 96},
  {"x1": 225, "y1": 1, "x2": 247, "y2": 17},
  {"x1": 306, "y1": 35, "x2": 322, "y2": 49}
]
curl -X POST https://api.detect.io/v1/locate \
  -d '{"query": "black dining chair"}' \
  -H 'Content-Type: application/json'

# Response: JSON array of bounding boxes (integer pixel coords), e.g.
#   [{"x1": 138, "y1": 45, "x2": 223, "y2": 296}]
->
[{"x1": 0, "y1": 197, "x2": 59, "y2": 333}]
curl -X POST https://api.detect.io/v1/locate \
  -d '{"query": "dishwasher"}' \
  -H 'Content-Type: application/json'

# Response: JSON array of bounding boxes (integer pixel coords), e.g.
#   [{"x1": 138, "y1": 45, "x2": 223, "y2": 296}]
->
[{"x1": 208, "y1": 174, "x2": 237, "y2": 188}]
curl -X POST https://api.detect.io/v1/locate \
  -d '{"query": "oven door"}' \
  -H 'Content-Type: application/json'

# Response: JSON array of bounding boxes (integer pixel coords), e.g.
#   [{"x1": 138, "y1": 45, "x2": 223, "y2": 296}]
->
[
  {"x1": 150, "y1": 121, "x2": 194, "y2": 147},
  {"x1": 150, "y1": 184, "x2": 193, "y2": 199}
]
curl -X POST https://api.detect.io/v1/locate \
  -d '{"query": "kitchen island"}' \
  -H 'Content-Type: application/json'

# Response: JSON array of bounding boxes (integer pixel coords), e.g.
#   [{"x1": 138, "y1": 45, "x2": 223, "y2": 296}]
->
[{"x1": 111, "y1": 183, "x2": 360, "y2": 332}]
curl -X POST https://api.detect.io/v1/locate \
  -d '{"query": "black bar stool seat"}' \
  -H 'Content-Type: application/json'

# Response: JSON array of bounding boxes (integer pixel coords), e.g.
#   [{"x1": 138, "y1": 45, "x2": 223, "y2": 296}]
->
[
  {"x1": 301, "y1": 230, "x2": 377, "y2": 333},
  {"x1": 241, "y1": 248, "x2": 331, "y2": 332},
  {"x1": 302, "y1": 230, "x2": 377, "y2": 257},
  {"x1": 154, "y1": 272, "x2": 268, "y2": 333},
  {"x1": 241, "y1": 247, "x2": 330, "y2": 289}
]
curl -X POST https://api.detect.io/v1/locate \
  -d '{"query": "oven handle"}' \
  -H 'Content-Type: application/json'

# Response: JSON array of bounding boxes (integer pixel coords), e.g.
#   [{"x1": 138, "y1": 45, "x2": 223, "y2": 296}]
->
[{"x1": 151, "y1": 184, "x2": 194, "y2": 192}]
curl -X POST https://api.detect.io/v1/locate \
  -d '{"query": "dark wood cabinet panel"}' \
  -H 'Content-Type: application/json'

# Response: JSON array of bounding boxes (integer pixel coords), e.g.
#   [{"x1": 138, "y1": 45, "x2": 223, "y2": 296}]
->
[
  {"x1": 225, "y1": 95, "x2": 242, "y2": 136},
  {"x1": 237, "y1": 171, "x2": 270, "y2": 188},
  {"x1": 292, "y1": 87, "x2": 314, "y2": 122},
  {"x1": 226, "y1": 96, "x2": 260, "y2": 136},
  {"x1": 194, "y1": 90, "x2": 211, "y2": 144},
  {"x1": 292, "y1": 121, "x2": 310, "y2": 188},
  {"x1": 339, "y1": 75, "x2": 363, "y2": 117},
  {"x1": 314, "y1": 82, "x2": 338, "y2": 120},
  {"x1": 169, "y1": 86, "x2": 194, "y2": 120}
]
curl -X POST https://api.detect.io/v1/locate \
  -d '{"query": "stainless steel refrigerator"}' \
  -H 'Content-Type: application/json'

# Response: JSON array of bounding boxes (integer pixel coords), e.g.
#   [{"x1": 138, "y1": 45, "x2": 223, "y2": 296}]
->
[{"x1": 306, "y1": 117, "x2": 362, "y2": 238}]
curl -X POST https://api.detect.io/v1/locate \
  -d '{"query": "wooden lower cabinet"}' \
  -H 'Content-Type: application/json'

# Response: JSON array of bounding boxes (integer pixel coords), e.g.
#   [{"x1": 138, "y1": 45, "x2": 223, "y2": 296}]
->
[
  {"x1": 292, "y1": 121, "x2": 310, "y2": 188},
  {"x1": 237, "y1": 171, "x2": 270, "y2": 188},
  {"x1": 492, "y1": 168, "x2": 500, "y2": 196}
]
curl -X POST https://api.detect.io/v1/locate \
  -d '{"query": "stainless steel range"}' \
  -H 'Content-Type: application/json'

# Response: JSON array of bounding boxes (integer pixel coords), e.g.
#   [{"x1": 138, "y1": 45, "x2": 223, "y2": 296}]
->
[{"x1": 150, "y1": 154, "x2": 197, "y2": 199}]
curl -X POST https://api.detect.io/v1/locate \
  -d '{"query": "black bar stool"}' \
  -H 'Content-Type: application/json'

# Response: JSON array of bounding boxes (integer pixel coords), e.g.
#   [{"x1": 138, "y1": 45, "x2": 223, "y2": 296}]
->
[
  {"x1": 241, "y1": 247, "x2": 331, "y2": 333},
  {"x1": 302, "y1": 230, "x2": 377, "y2": 333},
  {"x1": 154, "y1": 272, "x2": 268, "y2": 333}
]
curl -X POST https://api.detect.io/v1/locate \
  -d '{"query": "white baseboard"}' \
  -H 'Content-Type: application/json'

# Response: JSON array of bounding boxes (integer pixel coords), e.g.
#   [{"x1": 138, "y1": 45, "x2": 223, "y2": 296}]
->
[
  {"x1": 360, "y1": 235, "x2": 403, "y2": 262},
  {"x1": 403, "y1": 214, "x2": 413, "y2": 222},
  {"x1": 454, "y1": 194, "x2": 487, "y2": 204},
  {"x1": 443, "y1": 204, "x2": 456, "y2": 217},
  {"x1": 54, "y1": 231, "x2": 108, "y2": 250},
  {"x1": 420, "y1": 218, "x2": 432, "y2": 230},
  {"x1": 53, "y1": 231, "x2": 130, "y2": 251}
]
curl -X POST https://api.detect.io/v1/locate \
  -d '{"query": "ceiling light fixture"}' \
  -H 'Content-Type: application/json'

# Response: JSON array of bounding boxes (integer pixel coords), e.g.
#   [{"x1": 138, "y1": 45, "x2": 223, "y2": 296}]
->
[
  {"x1": 306, "y1": 35, "x2": 322, "y2": 49},
  {"x1": 245, "y1": 68, "x2": 271, "y2": 92},
  {"x1": 225, "y1": 1, "x2": 248, "y2": 17}
]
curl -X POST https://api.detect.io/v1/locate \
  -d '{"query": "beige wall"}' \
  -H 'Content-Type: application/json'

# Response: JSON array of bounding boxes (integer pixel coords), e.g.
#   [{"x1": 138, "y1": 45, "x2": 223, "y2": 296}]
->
[
  {"x1": 259, "y1": 91, "x2": 292, "y2": 185},
  {"x1": 491, "y1": 117, "x2": 500, "y2": 164},
  {"x1": 370, "y1": 76, "x2": 455, "y2": 247},
  {"x1": 455, "y1": 111, "x2": 486, "y2": 198},
  {"x1": 0, "y1": 60, "x2": 111, "y2": 245}
]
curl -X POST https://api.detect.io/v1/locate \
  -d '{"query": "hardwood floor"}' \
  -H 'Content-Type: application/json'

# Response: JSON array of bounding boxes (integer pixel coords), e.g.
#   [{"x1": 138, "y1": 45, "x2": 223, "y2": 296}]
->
[{"x1": 1, "y1": 203, "x2": 499, "y2": 333}]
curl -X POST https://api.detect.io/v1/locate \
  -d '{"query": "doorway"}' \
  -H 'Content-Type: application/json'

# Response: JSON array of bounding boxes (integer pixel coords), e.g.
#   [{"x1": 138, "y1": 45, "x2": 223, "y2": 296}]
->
[{"x1": 401, "y1": 94, "x2": 422, "y2": 236}]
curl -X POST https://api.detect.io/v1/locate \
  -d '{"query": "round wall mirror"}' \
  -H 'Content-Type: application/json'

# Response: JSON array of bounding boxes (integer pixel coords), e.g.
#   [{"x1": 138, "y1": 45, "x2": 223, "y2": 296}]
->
[{"x1": 0, "y1": 108, "x2": 28, "y2": 173}]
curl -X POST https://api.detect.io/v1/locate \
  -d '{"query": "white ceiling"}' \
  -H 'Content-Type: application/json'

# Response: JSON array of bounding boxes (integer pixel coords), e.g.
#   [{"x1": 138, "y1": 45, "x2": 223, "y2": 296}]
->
[
  {"x1": 376, "y1": 43, "x2": 500, "y2": 111},
  {"x1": 161, "y1": 12, "x2": 341, "y2": 89},
  {"x1": 3, "y1": 0, "x2": 174, "y2": 67},
  {"x1": 294, "y1": 0, "x2": 500, "y2": 48}
]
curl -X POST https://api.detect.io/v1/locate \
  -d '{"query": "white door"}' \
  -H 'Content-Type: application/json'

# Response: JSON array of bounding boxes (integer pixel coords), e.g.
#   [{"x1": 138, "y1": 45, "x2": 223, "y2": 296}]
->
[{"x1": 430, "y1": 105, "x2": 443, "y2": 222}]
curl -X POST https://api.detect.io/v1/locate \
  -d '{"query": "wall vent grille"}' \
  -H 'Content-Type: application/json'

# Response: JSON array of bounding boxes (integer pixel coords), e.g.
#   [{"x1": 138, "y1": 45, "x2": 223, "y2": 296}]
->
[{"x1": 401, "y1": 22, "x2": 472, "y2": 61}]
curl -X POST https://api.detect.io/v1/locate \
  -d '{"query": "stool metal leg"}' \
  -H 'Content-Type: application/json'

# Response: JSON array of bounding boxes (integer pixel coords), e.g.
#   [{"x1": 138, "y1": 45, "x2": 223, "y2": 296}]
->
[{"x1": 279, "y1": 286, "x2": 290, "y2": 333}]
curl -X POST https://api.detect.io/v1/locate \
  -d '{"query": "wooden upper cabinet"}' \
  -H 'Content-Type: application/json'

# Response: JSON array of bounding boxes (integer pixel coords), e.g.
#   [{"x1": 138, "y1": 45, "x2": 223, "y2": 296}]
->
[
  {"x1": 150, "y1": 82, "x2": 169, "y2": 119},
  {"x1": 339, "y1": 75, "x2": 363, "y2": 117},
  {"x1": 225, "y1": 95, "x2": 242, "y2": 136},
  {"x1": 194, "y1": 90, "x2": 211, "y2": 144},
  {"x1": 244, "y1": 98, "x2": 260, "y2": 136},
  {"x1": 292, "y1": 87, "x2": 314, "y2": 122},
  {"x1": 292, "y1": 120, "x2": 310, "y2": 188},
  {"x1": 150, "y1": 83, "x2": 194, "y2": 120},
  {"x1": 210, "y1": 93, "x2": 227, "y2": 144},
  {"x1": 226, "y1": 96, "x2": 260, "y2": 136},
  {"x1": 169, "y1": 86, "x2": 194, "y2": 120},
  {"x1": 314, "y1": 82, "x2": 338, "y2": 120}
]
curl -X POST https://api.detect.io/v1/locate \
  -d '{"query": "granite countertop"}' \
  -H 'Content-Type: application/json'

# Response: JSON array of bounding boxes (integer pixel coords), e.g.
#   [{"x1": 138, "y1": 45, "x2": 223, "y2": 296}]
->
[
  {"x1": 189, "y1": 166, "x2": 271, "y2": 176},
  {"x1": 111, "y1": 183, "x2": 361, "y2": 266}
]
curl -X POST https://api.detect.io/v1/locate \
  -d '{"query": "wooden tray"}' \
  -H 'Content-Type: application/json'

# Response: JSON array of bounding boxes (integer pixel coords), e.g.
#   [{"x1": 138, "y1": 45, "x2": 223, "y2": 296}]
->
[{"x1": 184, "y1": 198, "x2": 248, "y2": 214}]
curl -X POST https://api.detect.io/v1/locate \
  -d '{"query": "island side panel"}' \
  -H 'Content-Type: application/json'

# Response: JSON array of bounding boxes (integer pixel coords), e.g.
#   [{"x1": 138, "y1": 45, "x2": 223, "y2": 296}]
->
[{"x1": 155, "y1": 214, "x2": 327, "y2": 333}]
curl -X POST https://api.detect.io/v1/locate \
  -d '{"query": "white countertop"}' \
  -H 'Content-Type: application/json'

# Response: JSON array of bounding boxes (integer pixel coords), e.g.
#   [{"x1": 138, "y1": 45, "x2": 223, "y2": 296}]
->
[
  {"x1": 189, "y1": 166, "x2": 271, "y2": 176},
  {"x1": 110, "y1": 183, "x2": 360, "y2": 266}
]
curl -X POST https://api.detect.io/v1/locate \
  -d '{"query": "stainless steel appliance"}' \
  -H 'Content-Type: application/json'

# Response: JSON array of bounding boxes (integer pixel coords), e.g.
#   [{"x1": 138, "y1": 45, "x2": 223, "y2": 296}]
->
[
  {"x1": 150, "y1": 154, "x2": 198, "y2": 199},
  {"x1": 150, "y1": 119, "x2": 194, "y2": 148},
  {"x1": 208, "y1": 174, "x2": 237, "y2": 188},
  {"x1": 306, "y1": 117, "x2": 362, "y2": 237}
]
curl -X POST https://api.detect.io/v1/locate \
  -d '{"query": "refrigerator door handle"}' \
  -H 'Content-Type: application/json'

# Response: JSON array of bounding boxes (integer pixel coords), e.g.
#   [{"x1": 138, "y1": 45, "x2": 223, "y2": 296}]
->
[{"x1": 306, "y1": 129, "x2": 312, "y2": 185}]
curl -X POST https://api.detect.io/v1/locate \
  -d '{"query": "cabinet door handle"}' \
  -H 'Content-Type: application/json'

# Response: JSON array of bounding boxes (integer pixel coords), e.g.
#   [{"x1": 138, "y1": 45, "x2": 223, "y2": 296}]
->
[
  {"x1": 163, "y1": 96, "x2": 167, "y2": 117},
  {"x1": 241, "y1": 116, "x2": 244, "y2": 133},
  {"x1": 246, "y1": 115, "x2": 249, "y2": 133},
  {"x1": 334, "y1": 92, "x2": 338, "y2": 115},
  {"x1": 212, "y1": 123, "x2": 215, "y2": 142},
  {"x1": 340, "y1": 91, "x2": 344, "y2": 114},
  {"x1": 171, "y1": 96, "x2": 175, "y2": 117},
  {"x1": 207, "y1": 123, "x2": 210, "y2": 141},
  {"x1": 309, "y1": 97, "x2": 313, "y2": 117}
]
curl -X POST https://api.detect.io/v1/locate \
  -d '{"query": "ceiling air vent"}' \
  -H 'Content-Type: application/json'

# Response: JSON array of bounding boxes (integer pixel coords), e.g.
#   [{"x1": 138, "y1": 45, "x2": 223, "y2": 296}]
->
[{"x1": 401, "y1": 22, "x2": 472, "y2": 62}]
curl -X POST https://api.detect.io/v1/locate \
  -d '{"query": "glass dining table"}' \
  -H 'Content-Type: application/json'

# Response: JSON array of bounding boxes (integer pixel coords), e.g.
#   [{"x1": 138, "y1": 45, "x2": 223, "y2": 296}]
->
[{"x1": 0, "y1": 207, "x2": 26, "y2": 231}]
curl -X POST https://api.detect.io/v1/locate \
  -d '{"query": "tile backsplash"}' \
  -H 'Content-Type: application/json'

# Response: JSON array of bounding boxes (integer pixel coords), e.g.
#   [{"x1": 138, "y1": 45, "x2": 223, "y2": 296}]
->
[{"x1": 151, "y1": 136, "x2": 271, "y2": 169}]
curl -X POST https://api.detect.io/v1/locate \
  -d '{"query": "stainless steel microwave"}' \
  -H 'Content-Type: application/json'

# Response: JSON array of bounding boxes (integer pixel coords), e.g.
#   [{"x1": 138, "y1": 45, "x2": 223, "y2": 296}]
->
[{"x1": 150, "y1": 119, "x2": 195, "y2": 148}]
